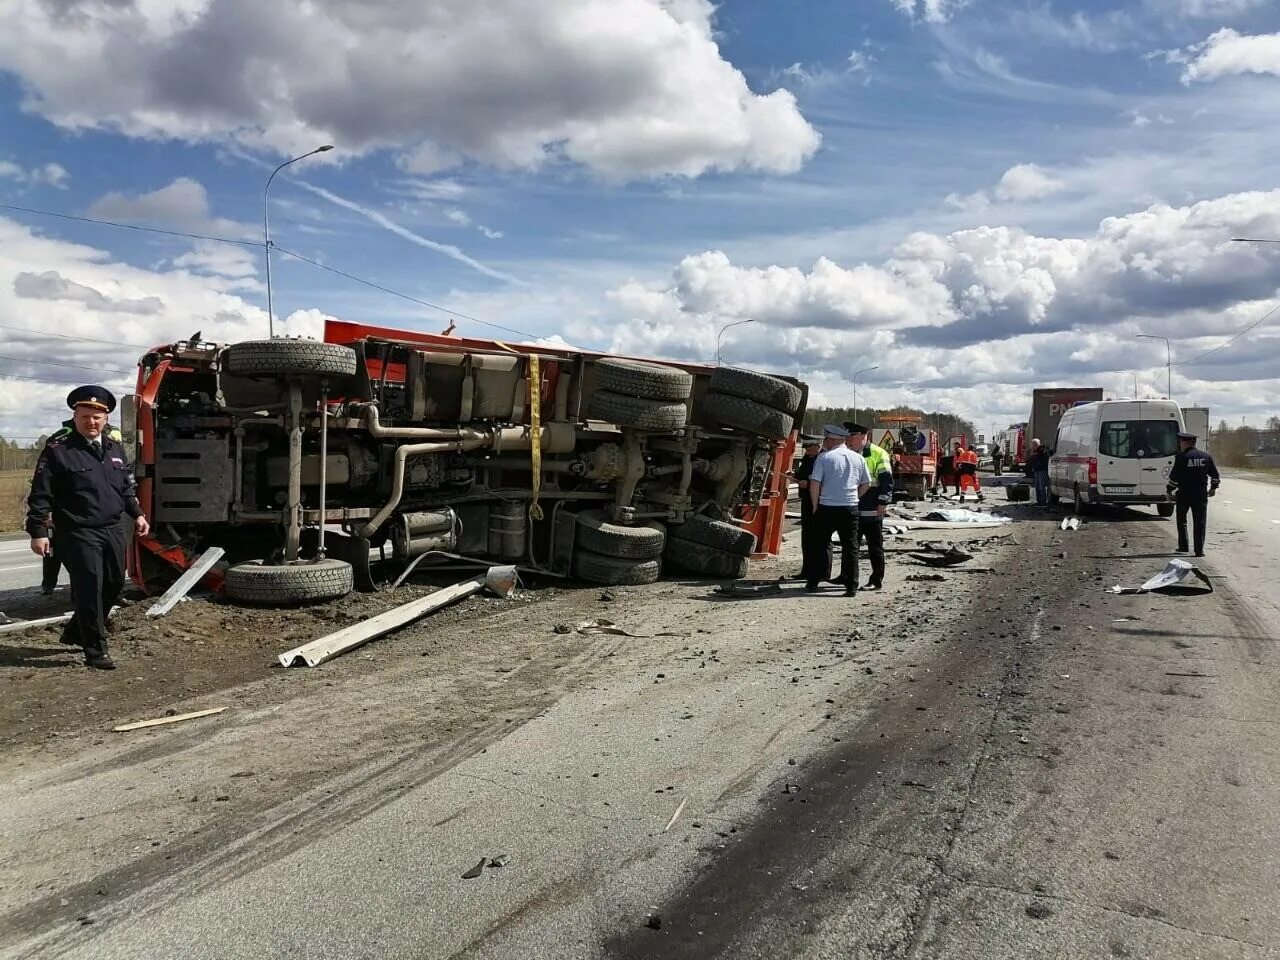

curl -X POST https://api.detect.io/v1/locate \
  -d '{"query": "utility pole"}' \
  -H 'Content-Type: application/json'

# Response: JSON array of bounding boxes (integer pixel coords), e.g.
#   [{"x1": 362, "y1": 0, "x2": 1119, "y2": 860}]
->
[{"x1": 1136, "y1": 334, "x2": 1172, "y2": 398}]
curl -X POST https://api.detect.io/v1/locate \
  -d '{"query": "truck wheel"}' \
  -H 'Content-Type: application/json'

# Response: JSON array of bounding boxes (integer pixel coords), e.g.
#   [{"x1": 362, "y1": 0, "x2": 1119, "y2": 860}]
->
[
  {"x1": 1157, "y1": 502, "x2": 1175, "y2": 518},
  {"x1": 572, "y1": 550, "x2": 661, "y2": 586},
  {"x1": 700, "y1": 392, "x2": 794, "y2": 440},
  {"x1": 1072, "y1": 486, "x2": 1092, "y2": 516},
  {"x1": 663, "y1": 538, "x2": 750, "y2": 580},
  {"x1": 575, "y1": 511, "x2": 666, "y2": 560},
  {"x1": 224, "y1": 558, "x2": 354, "y2": 605},
  {"x1": 709, "y1": 366, "x2": 803, "y2": 415},
  {"x1": 596, "y1": 358, "x2": 692, "y2": 401},
  {"x1": 668, "y1": 513, "x2": 756, "y2": 555},
  {"x1": 224, "y1": 340, "x2": 359, "y2": 378},
  {"x1": 588, "y1": 390, "x2": 687, "y2": 431}
]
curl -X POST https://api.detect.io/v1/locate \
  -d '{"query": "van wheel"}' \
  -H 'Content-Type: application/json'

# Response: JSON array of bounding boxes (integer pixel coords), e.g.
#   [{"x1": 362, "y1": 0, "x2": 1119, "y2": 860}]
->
[
  {"x1": 1157, "y1": 502, "x2": 1175, "y2": 518},
  {"x1": 1072, "y1": 487, "x2": 1091, "y2": 516}
]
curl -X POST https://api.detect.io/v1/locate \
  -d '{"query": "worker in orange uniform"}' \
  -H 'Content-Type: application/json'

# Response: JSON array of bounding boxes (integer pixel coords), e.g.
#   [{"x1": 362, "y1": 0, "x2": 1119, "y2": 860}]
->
[{"x1": 958, "y1": 444, "x2": 984, "y2": 502}]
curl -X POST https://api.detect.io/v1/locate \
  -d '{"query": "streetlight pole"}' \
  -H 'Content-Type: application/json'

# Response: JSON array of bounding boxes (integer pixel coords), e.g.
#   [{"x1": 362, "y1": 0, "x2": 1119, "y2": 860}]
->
[
  {"x1": 851, "y1": 365, "x2": 879, "y2": 425},
  {"x1": 264, "y1": 144, "x2": 334, "y2": 337},
  {"x1": 715, "y1": 318, "x2": 756, "y2": 365},
  {"x1": 1136, "y1": 334, "x2": 1171, "y2": 399}
]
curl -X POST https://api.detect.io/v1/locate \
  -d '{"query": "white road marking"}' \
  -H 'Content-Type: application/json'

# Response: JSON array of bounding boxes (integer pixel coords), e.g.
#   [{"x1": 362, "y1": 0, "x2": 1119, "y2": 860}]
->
[{"x1": 1241, "y1": 508, "x2": 1254, "y2": 513}]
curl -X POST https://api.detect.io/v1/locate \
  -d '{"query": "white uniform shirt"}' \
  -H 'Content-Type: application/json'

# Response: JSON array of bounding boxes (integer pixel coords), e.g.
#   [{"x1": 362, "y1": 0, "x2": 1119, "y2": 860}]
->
[{"x1": 810, "y1": 446, "x2": 872, "y2": 507}]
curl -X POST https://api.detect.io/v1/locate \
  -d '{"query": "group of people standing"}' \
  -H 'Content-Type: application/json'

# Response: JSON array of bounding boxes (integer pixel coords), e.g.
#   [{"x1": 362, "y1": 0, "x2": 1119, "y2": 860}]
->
[{"x1": 792, "y1": 422, "x2": 893, "y2": 596}]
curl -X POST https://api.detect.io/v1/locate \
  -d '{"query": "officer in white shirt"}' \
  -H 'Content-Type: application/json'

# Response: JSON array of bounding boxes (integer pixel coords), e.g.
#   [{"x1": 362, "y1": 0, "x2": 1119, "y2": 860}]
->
[{"x1": 806, "y1": 424, "x2": 871, "y2": 596}]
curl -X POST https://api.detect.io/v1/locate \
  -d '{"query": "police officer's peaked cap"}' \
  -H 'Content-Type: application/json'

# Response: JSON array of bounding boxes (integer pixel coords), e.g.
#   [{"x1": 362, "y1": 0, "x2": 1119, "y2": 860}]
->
[
  {"x1": 66, "y1": 385, "x2": 116, "y2": 414},
  {"x1": 822, "y1": 423, "x2": 849, "y2": 438},
  {"x1": 801, "y1": 435, "x2": 822, "y2": 446},
  {"x1": 843, "y1": 421, "x2": 870, "y2": 435},
  {"x1": 1177, "y1": 431, "x2": 1197, "y2": 441}
]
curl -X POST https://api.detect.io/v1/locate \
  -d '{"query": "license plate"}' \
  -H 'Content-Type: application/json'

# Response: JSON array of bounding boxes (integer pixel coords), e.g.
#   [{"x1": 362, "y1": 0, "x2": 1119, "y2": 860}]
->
[{"x1": 1106, "y1": 485, "x2": 1134, "y2": 493}]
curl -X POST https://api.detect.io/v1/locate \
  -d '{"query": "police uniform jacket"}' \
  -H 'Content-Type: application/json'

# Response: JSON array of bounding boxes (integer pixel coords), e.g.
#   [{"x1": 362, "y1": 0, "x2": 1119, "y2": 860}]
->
[
  {"x1": 858, "y1": 442, "x2": 894, "y2": 518},
  {"x1": 26, "y1": 433, "x2": 142, "y2": 539},
  {"x1": 1168, "y1": 446, "x2": 1220, "y2": 501},
  {"x1": 795, "y1": 452, "x2": 819, "y2": 516}
]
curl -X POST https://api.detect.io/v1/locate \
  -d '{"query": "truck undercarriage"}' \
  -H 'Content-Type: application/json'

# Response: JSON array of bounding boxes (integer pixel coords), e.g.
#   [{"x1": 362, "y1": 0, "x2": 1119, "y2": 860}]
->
[{"x1": 127, "y1": 323, "x2": 805, "y2": 603}]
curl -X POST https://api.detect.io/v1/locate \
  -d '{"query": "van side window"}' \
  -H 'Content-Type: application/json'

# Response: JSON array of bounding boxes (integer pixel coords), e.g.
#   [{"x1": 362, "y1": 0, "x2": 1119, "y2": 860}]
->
[{"x1": 1100, "y1": 420, "x2": 1178, "y2": 459}]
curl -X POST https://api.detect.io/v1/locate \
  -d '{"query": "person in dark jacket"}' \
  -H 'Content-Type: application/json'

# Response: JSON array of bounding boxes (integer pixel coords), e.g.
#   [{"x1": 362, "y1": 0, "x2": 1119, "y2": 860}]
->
[
  {"x1": 791, "y1": 437, "x2": 829, "y2": 582},
  {"x1": 991, "y1": 442, "x2": 1003, "y2": 476},
  {"x1": 26, "y1": 387, "x2": 149, "y2": 669},
  {"x1": 844, "y1": 422, "x2": 893, "y2": 590},
  {"x1": 1167, "y1": 431, "x2": 1220, "y2": 557},
  {"x1": 39, "y1": 418, "x2": 123, "y2": 594},
  {"x1": 1026, "y1": 438, "x2": 1051, "y2": 506}
]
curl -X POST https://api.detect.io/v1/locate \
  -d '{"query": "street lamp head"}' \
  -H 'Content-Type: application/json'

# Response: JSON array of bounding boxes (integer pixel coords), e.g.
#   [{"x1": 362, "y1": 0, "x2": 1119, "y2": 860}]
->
[{"x1": 315, "y1": 144, "x2": 334, "y2": 153}]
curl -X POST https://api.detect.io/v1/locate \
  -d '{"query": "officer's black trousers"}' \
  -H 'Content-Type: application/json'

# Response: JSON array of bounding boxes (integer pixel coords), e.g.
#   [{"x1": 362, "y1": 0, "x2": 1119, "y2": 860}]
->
[
  {"x1": 857, "y1": 519, "x2": 886, "y2": 586},
  {"x1": 808, "y1": 505, "x2": 858, "y2": 590},
  {"x1": 41, "y1": 552, "x2": 62, "y2": 591},
  {"x1": 1176, "y1": 498, "x2": 1208, "y2": 555},
  {"x1": 57, "y1": 523, "x2": 125, "y2": 658},
  {"x1": 798, "y1": 502, "x2": 831, "y2": 582}
]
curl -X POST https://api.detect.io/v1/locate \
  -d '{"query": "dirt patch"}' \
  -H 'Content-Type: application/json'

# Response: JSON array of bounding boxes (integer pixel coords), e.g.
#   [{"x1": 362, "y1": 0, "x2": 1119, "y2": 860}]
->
[
  {"x1": 0, "y1": 470, "x2": 30, "y2": 534},
  {"x1": 0, "y1": 576, "x2": 574, "y2": 749}
]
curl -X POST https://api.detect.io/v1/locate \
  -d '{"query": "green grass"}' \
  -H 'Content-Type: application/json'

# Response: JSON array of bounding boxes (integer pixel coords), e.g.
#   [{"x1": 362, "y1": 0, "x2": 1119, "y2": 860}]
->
[{"x1": 0, "y1": 469, "x2": 30, "y2": 534}]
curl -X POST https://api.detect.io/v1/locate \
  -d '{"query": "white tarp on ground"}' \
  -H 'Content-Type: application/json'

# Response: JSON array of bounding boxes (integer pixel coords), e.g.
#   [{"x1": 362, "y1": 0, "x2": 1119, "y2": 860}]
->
[
  {"x1": 1110, "y1": 558, "x2": 1213, "y2": 595},
  {"x1": 922, "y1": 510, "x2": 1013, "y2": 525}
]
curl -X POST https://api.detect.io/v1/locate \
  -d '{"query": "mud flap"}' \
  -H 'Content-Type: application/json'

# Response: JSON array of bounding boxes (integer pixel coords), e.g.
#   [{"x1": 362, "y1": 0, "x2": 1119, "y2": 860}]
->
[{"x1": 325, "y1": 533, "x2": 377, "y2": 591}]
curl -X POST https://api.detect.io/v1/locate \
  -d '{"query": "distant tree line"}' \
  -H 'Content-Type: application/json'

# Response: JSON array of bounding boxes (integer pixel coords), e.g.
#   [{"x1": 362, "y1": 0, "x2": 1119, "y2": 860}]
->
[
  {"x1": 1210, "y1": 416, "x2": 1280, "y2": 467},
  {"x1": 0, "y1": 435, "x2": 47, "y2": 473},
  {"x1": 802, "y1": 406, "x2": 977, "y2": 444}
]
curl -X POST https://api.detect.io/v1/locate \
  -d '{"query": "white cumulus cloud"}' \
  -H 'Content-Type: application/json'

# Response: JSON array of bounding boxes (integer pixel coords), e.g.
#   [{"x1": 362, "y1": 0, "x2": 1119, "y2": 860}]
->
[
  {"x1": 0, "y1": 160, "x2": 69, "y2": 188},
  {"x1": 0, "y1": 0, "x2": 819, "y2": 180},
  {"x1": 1181, "y1": 29, "x2": 1280, "y2": 83}
]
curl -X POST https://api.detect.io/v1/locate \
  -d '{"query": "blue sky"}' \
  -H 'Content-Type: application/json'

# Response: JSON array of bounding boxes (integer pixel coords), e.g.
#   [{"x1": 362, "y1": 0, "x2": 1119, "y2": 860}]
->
[{"x1": 1, "y1": 0, "x2": 1279, "y2": 441}]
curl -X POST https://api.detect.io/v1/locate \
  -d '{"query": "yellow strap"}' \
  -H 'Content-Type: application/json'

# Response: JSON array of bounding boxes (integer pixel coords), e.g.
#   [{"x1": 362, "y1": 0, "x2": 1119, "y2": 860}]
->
[{"x1": 528, "y1": 354, "x2": 544, "y2": 521}]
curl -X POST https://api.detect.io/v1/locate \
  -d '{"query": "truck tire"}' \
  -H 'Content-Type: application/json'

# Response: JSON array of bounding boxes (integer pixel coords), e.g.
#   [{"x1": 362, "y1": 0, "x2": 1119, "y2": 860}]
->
[
  {"x1": 575, "y1": 511, "x2": 666, "y2": 560},
  {"x1": 663, "y1": 538, "x2": 750, "y2": 580},
  {"x1": 668, "y1": 513, "x2": 756, "y2": 555},
  {"x1": 224, "y1": 558, "x2": 354, "y2": 605},
  {"x1": 709, "y1": 366, "x2": 803, "y2": 415},
  {"x1": 224, "y1": 340, "x2": 359, "y2": 378},
  {"x1": 588, "y1": 390, "x2": 687, "y2": 432},
  {"x1": 700, "y1": 391, "x2": 793, "y2": 440},
  {"x1": 1157, "y1": 502, "x2": 1175, "y2": 518},
  {"x1": 596, "y1": 358, "x2": 692, "y2": 401},
  {"x1": 572, "y1": 550, "x2": 661, "y2": 586}
]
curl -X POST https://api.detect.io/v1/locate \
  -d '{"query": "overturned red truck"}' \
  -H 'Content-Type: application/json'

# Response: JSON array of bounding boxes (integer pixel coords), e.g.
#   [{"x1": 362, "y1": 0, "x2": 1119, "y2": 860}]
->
[{"x1": 124, "y1": 320, "x2": 805, "y2": 603}]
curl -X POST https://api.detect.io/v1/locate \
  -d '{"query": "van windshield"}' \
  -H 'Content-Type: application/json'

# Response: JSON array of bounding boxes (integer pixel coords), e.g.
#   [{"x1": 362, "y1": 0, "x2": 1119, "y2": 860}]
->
[{"x1": 1099, "y1": 420, "x2": 1179, "y2": 459}]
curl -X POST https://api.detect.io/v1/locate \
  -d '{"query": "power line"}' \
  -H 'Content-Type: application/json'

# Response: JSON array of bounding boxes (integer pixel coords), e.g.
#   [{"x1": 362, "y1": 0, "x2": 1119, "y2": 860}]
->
[
  {"x1": 273, "y1": 244, "x2": 571, "y2": 345},
  {"x1": 0, "y1": 354, "x2": 134, "y2": 376},
  {"x1": 1173, "y1": 301, "x2": 1280, "y2": 366},
  {"x1": 3, "y1": 201, "x2": 567, "y2": 348},
  {"x1": 0, "y1": 371, "x2": 132, "y2": 386},
  {"x1": 0, "y1": 320, "x2": 152, "y2": 352},
  {"x1": 0, "y1": 202, "x2": 262, "y2": 248}
]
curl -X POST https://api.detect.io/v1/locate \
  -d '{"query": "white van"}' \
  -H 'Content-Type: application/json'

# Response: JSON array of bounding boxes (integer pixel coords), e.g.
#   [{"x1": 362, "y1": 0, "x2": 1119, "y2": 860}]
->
[{"x1": 1048, "y1": 399, "x2": 1181, "y2": 516}]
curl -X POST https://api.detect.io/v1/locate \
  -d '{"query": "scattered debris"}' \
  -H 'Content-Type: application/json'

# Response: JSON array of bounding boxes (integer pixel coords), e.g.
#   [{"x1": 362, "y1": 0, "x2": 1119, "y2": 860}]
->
[
  {"x1": 909, "y1": 547, "x2": 973, "y2": 568},
  {"x1": 112, "y1": 707, "x2": 227, "y2": 733},
  {"x1": 1060, "y1": 517, "x2": 1082, "y2": 531},
  {"x1": 461, "y1": 859, "x2": 487, "y2": 880},
  {"x1": 645, "y1": 913, "x2": 662, "y2": 930},
  {"x1": 1026, "y1": 901, "x2": 1054, "y2": 920},
  {"x1": 599, "y1": 590, "x2": 617, "y2": 602},
  {"x1": 0, "y1": 611, "x2": 74, "y2": 635},
  {"x1": 278, "y1": 565, "x2": 518, "y2": 668},
  {"x1": 906, "y1": 574, "x2": 946, "y2": 582},
  {"x1": 1109, "y1": 559, "x2": 1213, "y2": 595},
  {"x1": 145, "y1": 547, "x2": 225, "y2": 618},
  {"x1": 487, "y1": 855, "x2": 510, "y2": 868},
  {"x1": 715, "y1": 580, "x2": 783, "y2": 597},
  {"x1": 664, "y1": 797, "x2": 688, "y2": 832},
  {"x1": 560, "y1": 619, "x2": 687, "y2": 639}
]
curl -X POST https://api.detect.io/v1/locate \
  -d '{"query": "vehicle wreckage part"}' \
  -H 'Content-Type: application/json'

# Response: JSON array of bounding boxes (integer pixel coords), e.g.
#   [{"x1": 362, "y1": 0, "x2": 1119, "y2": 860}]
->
[
  {"x1": 392, "y1": 509, "x2": 459, "y2": 561},
  {"x1": 700, "y1": 392, "x2": 794, "y2": 441},
  {"x1": 663, "y1": 538, "x2": 751, "y2": 580},
  {"x1": 709, "y1": 366, "x2": 803, "y2": 416},
  {"x1": 488, "y1": 502, "x2": 528, "y2": 561},
  {"x1": 574, "y1": 510, "x2": 666, "y2": 560},
  {"x1": 223, "y1": 340, "x2": 359, "y2": 378},
  {"x1": 595, "y1": 358, "x2": 693, "y2": 401},
  {"x1": 278, "y1": 565, "x2": 518, "y2": 668},
  {"x1": 572, "y1": 550, "x2": 662, "y2": 586},
  {"x1": 668, "y1": 513, "x2": 757, "y2": 555},
  {"x1": 145, "y1": 546, "x2": 225, "y2": 618},
  {"x1": 285, "y1": 381, "x2": 304, "y2": 562},
  {"x1": 587, "y1": 391, "x2": 688, "y2": 432},
  {"x1": 224, "y1": 558, "x2": 354, "y2": 605}
]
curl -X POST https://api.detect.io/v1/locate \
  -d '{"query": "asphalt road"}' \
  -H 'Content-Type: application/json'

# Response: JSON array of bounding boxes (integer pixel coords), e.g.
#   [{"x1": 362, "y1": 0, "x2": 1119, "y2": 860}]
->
[
  {"x1": 0, "y1": 536, "x2": 64, "y2": 606},
  {"x1": 3, "y1": 486, "x2": 1279, "y2": 959}
]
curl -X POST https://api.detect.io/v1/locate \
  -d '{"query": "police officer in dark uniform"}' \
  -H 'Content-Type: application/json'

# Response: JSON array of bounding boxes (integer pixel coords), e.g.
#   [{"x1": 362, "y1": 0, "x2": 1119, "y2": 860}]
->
[
  {"x1": 792, "y1": 437, "x2": 829, "y2": 582},
  {"x1": 26, "y1": 386, "x2": 149, "y2": 669},
  {"x1": 1167, "y1": 430, "x2": 1220, "y2": 558},
  {"x1": 39, "y1": 417, "x2": 124, "y2": 595}
]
